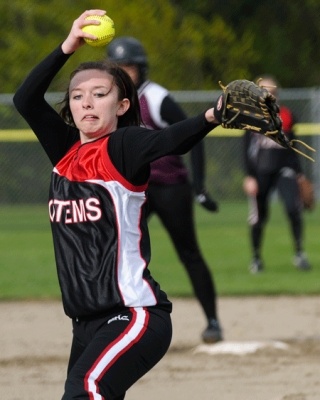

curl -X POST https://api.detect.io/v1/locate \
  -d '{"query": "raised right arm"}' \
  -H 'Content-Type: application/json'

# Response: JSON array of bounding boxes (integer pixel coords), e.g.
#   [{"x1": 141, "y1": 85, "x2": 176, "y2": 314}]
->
[
  {"x1": 13, "y1": 46, "x2": 78, "y2": 165},
  {"x1": 13, "y1": 9, "x2": 107, "y2": 165}
]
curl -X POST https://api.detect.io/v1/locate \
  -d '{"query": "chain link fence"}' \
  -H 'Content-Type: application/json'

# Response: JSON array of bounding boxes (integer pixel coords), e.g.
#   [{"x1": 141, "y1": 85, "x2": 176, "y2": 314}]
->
[{"x1": 0, "y1": 89, "x2": 319, "y2": 204}]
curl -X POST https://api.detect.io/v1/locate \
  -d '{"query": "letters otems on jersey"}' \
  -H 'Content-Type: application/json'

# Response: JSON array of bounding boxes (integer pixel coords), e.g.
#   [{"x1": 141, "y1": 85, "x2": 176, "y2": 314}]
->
[{"x1": 48, "y1": 134, "x2": 167, "y2": 319}]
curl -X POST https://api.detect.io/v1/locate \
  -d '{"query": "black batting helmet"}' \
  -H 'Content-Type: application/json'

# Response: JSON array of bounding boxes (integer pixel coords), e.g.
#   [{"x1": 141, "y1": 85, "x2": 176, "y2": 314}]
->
[{"x1": 107, "y1": 36, "x2": 148, "y2": 87}]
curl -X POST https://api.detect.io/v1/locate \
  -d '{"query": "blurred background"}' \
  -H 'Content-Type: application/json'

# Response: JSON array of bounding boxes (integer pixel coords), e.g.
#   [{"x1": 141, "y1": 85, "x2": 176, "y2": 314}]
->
[{"x1": 0, "y1": 0, "x2": 319, "y2": 203}]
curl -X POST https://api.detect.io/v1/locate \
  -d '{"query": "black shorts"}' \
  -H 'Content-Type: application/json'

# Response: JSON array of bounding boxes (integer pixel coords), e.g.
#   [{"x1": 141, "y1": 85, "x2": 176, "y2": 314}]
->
[{"x1": 62, "y1": 306, "x2": 172, "y2": 400}]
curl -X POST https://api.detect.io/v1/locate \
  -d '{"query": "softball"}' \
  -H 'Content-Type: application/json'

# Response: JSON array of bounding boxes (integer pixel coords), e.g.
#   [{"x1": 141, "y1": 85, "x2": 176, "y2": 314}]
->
[{"x1": 82, "y1": 15, "x2": 115, "y2": 47}]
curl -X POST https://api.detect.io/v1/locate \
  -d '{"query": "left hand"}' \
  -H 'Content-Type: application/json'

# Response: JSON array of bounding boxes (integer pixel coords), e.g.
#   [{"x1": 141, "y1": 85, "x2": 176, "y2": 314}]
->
[
  {"x1": 243, "y1": 176, "x2": 258, "y2": 196},
  {"x1": 195, "y1": 190, "x2": 219, "y2": 212}
]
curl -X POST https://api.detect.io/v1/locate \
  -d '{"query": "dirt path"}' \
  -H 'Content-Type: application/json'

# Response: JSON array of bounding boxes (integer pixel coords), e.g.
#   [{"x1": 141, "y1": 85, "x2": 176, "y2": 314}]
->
[{"x1": 1, "y1": 296, "x2": 320, "y2": 400}]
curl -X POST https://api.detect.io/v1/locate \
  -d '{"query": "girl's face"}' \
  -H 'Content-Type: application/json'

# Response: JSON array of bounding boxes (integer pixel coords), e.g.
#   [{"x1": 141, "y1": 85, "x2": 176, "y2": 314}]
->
[
  {"x1": 259, "y1": 78, "x2": 278, "y2": 98},
  {"x1": 69, "y1": 69, "x2": 129, "y2": 143}
]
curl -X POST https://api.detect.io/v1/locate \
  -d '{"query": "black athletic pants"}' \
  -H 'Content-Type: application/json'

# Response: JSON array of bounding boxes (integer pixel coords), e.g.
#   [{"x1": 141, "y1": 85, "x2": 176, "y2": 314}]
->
[
  {"x1": 146, "y1": 182, "x2": 219, "y2": 322},
  {"x1": 62, "y1": 307, "x2": 172, "y2": 399},
  {"x1": 248, "y1": 167, "x2": 303, "y2": 256}
]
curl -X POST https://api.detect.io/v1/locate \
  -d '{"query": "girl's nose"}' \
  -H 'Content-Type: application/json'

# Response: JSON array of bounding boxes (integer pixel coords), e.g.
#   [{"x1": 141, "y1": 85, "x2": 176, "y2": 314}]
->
[{"x1": 82, "y1": 95, "x2": 93, "y2": 109}]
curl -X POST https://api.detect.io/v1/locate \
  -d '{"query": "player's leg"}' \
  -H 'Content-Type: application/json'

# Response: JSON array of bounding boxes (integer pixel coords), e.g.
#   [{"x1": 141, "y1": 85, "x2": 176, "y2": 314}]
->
[
  {"x1": 145, "y1": 186, "x2": 155, "y2": 218},
  {"x1": 277, "y1": 167, "x2": 311, "y2": 270},
  {"x1": 147, "y1": 182, "x2": 222, "y2": 343},
  {"x1": 247, "y1": 174, "x2": 273, "y2": 273},
  {"x1": 62, "y1": 307, "x2": 172, "y2": 400},
  {"x1": 191, "y1": 142, "x2": 219, "y2": 211}
]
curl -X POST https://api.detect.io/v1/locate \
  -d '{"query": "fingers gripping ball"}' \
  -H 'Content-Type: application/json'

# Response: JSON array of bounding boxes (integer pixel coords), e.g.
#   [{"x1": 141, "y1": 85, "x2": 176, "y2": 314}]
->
[{"x1": 82, "y1": 15, "x2": 115, "y2": 47}]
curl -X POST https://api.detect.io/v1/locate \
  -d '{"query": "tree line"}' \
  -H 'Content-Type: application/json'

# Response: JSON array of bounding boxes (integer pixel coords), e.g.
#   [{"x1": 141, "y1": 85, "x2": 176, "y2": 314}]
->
[{"x1": 1, "y1": 0, "x2": 320, "y2": 94}]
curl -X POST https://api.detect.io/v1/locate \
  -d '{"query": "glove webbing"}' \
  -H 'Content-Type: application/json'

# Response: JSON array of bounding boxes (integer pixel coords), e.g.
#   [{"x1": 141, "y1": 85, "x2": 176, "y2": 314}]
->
[
  {"x1": 256, "y1": 78, "x2": 316, "y2": 162},
  {"x1": 265, "y1": 132, "x2": 316, "y2": 162}
]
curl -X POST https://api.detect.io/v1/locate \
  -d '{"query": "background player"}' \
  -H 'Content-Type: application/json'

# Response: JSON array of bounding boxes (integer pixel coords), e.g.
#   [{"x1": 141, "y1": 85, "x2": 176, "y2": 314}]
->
[
  {"x1": 107, "y1": 36, "x2": 223, "y2": 343},
  {"x1": 243, "y1": 75, "x2": 311, "y2": 273}
]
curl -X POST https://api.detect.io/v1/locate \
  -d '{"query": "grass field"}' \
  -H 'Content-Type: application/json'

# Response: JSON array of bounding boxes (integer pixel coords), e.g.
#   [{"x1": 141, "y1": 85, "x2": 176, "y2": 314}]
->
[{"x1": 0, "y1": 201, "x2": 319, "y2": 299}]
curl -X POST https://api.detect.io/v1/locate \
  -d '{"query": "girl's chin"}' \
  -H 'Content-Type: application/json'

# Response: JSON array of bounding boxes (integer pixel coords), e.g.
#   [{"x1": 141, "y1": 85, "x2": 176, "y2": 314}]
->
[{"x1": 80, "y1": 130, "x2": 107, "y2": 142}]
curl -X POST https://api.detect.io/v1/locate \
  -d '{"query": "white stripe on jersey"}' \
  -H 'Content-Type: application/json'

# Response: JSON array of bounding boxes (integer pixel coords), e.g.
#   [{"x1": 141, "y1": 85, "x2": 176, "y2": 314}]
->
[{"x1": 87, "y1": 179, "x2": 157, "y2": 307}]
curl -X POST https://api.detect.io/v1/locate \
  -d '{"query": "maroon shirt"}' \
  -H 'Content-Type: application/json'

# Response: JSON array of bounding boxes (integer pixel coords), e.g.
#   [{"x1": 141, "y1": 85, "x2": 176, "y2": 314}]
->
[{"x1": 138, "y1": 80, "x2": 189, "y2": 185}]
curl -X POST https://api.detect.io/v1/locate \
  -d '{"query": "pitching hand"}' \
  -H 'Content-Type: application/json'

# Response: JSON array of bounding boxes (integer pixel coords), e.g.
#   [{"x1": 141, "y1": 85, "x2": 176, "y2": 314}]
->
[{"x1": 61, "y1": 9, "x2": 106, "y2": 54}]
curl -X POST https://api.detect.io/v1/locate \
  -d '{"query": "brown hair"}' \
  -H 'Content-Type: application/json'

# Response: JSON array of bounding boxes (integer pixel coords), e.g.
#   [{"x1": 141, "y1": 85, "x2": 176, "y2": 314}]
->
[{"x1": 59, "y1": 60, "x2": 141, "y2": 128}]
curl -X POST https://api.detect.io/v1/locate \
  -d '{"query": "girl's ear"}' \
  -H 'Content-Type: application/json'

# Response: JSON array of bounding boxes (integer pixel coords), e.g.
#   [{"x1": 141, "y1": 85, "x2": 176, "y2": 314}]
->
[{"x1": 117, "y1": 98, "x2": 130, "y2": 116}]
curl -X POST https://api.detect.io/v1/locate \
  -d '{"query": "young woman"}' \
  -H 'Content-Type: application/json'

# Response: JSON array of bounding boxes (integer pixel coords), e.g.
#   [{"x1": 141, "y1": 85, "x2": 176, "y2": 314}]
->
[
  {"x1": 243, "y1": 75, "x2": 311, "y2": 273},
  {"x1": 13, "y1": 10, "x2": 221, "y2": 400}
]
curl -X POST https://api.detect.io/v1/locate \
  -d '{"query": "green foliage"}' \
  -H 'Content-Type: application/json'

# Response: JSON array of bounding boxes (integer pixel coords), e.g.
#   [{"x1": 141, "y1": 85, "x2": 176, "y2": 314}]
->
[
  {"x1": 4, "y1": 0, "x2": 320, "y2": 92},
  {"x1": 1, "y1": 0, "x2": 258, "y2": 93},
  {"x1": 171, "y1": 0, "x2": 320, "y2": 86},
  {"x1": 0, "y1": 203, "x2": 319, "y2": 299}
]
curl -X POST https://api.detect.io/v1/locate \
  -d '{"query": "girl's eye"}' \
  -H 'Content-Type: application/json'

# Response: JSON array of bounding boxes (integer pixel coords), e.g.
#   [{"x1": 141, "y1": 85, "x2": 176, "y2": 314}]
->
[
  {"x1": 94, "y1": 92, "x2": 107, "y2": 98},
  {"x1": 73, "y1": 94, "x2": 82, "y2": 100}
]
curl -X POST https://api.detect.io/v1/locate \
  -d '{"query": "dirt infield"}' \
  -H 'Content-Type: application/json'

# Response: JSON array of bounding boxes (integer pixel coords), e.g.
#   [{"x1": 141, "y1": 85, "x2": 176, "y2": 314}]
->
[{"x1": 1, "y1": 296, "x2": 320, "y2": 400}]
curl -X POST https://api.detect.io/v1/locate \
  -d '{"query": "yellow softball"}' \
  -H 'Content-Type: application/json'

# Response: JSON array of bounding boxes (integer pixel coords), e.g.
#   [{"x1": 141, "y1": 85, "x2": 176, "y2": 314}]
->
[{"x1": 82, "y1": 15, "x2": 115, "y2": 47}]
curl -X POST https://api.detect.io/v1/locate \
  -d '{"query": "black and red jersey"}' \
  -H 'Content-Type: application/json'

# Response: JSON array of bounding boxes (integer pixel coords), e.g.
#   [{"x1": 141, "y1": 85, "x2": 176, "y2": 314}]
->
[
  {"x1": 13, "y1": 45, "x2": 215, "y2": 319},
  {"x1": 49, "y1": 135, "x2": 163, "y2": 318}
]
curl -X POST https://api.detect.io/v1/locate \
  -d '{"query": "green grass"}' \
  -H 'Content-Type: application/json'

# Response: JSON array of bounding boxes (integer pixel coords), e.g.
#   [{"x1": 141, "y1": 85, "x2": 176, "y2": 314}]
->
[
  {"x1": 149, "y1": 201, "x2": 320, "y2": 296},
  {"x1": 0, "y1": 206, "x2": 58, "y2": 299},
  {"x1": 0, "y1": 202, "x2": 319, "y2": 299}
]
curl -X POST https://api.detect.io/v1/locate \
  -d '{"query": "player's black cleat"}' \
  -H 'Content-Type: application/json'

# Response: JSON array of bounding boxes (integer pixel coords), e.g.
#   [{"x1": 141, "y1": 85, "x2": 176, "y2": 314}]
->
[
  {"x1": 201, "y1": 318, "x2": 223, "y2": 344},
  {"x1": 249, "y1": 257, "x2": 264, "y2": 274},
  {"x1": 195, "y1": 190, "x2": 219, "y2": 212}
]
